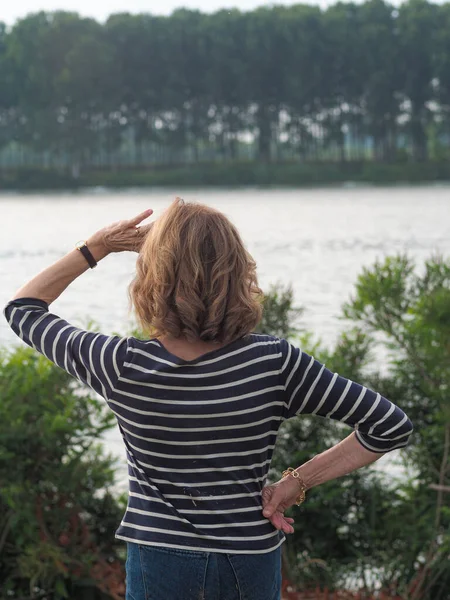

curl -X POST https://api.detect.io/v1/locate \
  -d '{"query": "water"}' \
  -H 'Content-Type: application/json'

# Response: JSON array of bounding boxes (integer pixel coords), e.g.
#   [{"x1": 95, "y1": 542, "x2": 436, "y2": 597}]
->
[{"x1": 2, "y1": 185, "x2": 449, "y2": 489}]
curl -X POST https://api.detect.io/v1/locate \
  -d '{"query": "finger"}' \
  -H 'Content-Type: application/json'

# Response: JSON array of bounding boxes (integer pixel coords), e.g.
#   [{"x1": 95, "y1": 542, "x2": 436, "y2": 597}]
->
[
  {"x1": 272, "y1": 514, "x2": 294, "y2": 534},
  {"x1": 284, "y1": 517, "x2": 295, "y2": 524},
  {"x1": 281, "y1": 522, "x2": 294, "y2": 534},
  {"x1": 263, "y1": 494, "x2": 283, "y2": 518},
  {"x1": 128, "y1": 209, "x2": 153, "y2": 227},
  {"x1": 268, "y1": 512, "x2": 285, "y2": 530},
  {"x1": 280, "y1": 516, "x2": 295, "y2": 534}
]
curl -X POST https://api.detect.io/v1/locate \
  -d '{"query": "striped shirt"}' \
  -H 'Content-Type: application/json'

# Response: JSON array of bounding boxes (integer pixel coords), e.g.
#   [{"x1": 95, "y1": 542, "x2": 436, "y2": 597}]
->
[{"x1": 4, "y1": 297, "x2": 413, "y2": 554}]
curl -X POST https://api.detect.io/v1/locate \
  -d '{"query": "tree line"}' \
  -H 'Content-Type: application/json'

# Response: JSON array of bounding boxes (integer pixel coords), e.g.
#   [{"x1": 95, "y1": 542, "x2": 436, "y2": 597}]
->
[{"x1": 1, "y1": 0, "x2": 450, "y2": 170}]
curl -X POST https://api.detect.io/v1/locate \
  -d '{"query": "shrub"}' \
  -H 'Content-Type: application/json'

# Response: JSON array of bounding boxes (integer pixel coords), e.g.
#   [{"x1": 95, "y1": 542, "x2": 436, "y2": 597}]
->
[{"x1": 0, "y1": 347, "x2": 126, "y2": 599}]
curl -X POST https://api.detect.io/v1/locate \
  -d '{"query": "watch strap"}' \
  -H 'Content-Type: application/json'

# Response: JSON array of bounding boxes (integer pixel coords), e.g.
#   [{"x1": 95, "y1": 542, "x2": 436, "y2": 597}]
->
[{"x1": 77, "y1": 242, "x2": 97, "y2": 269}]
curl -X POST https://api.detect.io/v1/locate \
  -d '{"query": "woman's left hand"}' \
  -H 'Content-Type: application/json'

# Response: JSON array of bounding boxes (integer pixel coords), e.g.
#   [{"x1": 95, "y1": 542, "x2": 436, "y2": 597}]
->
[
  {"x1": 261, "y1": 477, "x2": 302, "y2": 534},
  {"x1": 88, "y1": 209, "x2": 153, "y2": 255}
]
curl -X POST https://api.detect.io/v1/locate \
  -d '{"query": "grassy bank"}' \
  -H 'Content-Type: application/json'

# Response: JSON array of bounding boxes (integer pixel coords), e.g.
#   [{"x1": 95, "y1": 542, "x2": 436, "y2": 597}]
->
[{"x1": 1, "y1": 160, "x2": 450, "y2": 190}]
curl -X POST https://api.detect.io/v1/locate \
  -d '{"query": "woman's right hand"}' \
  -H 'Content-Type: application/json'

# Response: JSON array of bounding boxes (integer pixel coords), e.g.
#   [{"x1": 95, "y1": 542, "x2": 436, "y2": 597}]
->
[
  {"x1": 87, "y1": 209, "x2": 154, "y2": 256},
  {"x1": 261, "y1": 476, "x2": 304, "y2": 534}
]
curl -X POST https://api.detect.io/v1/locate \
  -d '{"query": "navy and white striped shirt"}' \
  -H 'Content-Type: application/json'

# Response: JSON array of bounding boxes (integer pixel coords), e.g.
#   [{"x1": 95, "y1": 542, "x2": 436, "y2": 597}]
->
[{"x1": 4, "y1": 298, "x2": 413, "y2": 554}]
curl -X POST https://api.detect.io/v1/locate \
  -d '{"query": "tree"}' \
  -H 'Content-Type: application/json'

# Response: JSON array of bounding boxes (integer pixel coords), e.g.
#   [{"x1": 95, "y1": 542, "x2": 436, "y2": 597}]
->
[
  {"x1": 321, "y1": 2, "x2": 366, "y2": 161},
  {"x1": 202, "y1": 9, "x2": 250, "y2": 160},
  {"x1": 55, "y1": 20, "x2": 119, "y2": 174},
  {"x1": 105, "y1": 13, "x2": 171, "y2": 165},
  {"x1": 0, "y1": 22, "x2": 16, "y2": 151},
  {"x1": 397, "y1": 0, "x2": 438, "y2": 161},
  {"x1": 358, "y1": 0, "x2": 400, "y2": 161},
  {"x1": 281, "y1": 5, "x2": 326, "y2": 161},
  {"x1": 433, "y1": 2, "x2": 450, "y2": 156},
  {"x1": 162, "y1": 9, "x2": 212, "y2": 162},
  {"x1": 5, "y1": 11, "x2": 116, "y2": 170},
  {"x1": 242, "y1": 7, "x2": 291, "y2": 162}
]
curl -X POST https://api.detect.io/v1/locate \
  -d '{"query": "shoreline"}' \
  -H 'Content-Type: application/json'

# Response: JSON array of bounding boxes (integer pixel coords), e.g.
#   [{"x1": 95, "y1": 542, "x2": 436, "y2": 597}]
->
[{"x1": 2, "y1": 160, "x2": 450, "y2": 192}]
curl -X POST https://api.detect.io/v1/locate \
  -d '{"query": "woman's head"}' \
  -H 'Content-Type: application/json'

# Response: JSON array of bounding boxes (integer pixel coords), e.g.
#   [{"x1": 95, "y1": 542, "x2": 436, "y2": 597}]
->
[{"x1": 129, "y1": 198, "x2": 263, "y2": 343}]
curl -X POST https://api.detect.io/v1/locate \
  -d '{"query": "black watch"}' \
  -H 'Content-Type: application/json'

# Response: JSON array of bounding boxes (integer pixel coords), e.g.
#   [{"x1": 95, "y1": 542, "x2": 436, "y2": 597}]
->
[{"x1": 75, "y1": 241, "x2": 98, "y2": 269}]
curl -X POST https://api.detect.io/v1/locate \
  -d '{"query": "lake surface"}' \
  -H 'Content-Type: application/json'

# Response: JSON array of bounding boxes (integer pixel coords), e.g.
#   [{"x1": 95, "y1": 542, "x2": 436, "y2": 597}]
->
[{"x1": 1, "y1": 185, "x2": 449, "y2": 488}]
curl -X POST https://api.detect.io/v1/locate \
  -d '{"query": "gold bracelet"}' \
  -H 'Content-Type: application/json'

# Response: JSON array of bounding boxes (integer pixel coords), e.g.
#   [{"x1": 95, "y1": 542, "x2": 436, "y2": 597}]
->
[{"x1": 282, "y1": 467, "x2": 307, "y2": 506}]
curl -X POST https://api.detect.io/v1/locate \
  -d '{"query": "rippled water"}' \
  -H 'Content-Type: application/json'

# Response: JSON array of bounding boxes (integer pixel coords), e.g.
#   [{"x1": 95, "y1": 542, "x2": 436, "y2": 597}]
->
[{"x1": 2, "y1": 185, "x2": 449, "y2": 487}]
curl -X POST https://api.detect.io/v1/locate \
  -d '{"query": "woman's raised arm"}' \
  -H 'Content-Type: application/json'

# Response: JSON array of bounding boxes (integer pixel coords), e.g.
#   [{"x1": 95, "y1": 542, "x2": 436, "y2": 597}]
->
[{"x1": 4, "y1": 209, "x2": 153, "y2": 399}]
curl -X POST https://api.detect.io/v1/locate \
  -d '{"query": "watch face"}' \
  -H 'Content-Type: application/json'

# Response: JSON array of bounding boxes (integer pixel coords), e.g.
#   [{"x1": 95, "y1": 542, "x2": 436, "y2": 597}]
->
[{"x1": 75, "y1": 240, "x2": 86, "y2": 250}]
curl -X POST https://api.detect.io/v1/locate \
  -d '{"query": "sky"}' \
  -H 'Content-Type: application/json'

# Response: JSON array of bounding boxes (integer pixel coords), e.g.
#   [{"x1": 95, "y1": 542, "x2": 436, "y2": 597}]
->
[{"x1": 2, "y1": 0, "x2": 412, "y2": 26}]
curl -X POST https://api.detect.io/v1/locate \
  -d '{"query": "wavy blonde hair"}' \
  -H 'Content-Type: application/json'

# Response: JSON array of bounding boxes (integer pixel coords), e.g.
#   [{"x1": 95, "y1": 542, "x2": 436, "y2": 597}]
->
[{"x1": 129, "y1": 198, "x2": 263, "y2": 344}]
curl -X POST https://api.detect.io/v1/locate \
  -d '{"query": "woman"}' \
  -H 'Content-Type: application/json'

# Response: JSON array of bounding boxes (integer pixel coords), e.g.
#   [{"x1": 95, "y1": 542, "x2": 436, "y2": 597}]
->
[{"x1": 5, "y1": 198, "x2": 413, "y2": 600}]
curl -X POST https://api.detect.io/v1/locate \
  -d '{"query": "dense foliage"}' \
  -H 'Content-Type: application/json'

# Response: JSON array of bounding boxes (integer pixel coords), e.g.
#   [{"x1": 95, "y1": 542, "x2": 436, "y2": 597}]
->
[
  {"x1": 0, "y1": 347, "x2": 126, "y2": 599},
  {"x1": 1, "y1": 0, "x2": 450, "y2": 173}
]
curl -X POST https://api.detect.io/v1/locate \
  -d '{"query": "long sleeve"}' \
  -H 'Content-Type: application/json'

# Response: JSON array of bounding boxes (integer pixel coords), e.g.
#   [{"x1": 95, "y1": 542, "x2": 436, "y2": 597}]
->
[
  {"x1": 4, "y1": 297, "x2": 128, "y2": 400},
  {"x1": 279, "y1": 338, "x2": 413, "y2": 453}
]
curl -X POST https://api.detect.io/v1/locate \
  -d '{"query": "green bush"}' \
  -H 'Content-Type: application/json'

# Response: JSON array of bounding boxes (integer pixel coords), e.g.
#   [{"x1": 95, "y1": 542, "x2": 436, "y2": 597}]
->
[{"x1": 0, "y1": 347, "x2": 126, "y2": 599}]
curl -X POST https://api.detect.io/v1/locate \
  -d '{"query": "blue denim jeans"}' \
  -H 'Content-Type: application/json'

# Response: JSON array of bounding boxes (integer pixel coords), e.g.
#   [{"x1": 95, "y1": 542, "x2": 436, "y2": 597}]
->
[{"x1": 125, "y1": 542, "x2": 282, "y2": 600}]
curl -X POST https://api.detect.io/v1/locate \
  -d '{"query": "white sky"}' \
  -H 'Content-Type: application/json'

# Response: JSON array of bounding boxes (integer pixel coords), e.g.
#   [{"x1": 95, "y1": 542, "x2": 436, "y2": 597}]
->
[{"x1": 2, "y1": 0, "x2": 413, "y2": 26}]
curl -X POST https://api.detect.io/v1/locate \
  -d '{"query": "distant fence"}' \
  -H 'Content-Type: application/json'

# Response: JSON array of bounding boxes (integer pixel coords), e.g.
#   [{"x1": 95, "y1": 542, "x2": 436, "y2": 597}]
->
[{"x1": 1, "y1": 127, "x2": 447, "y2": 172}]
